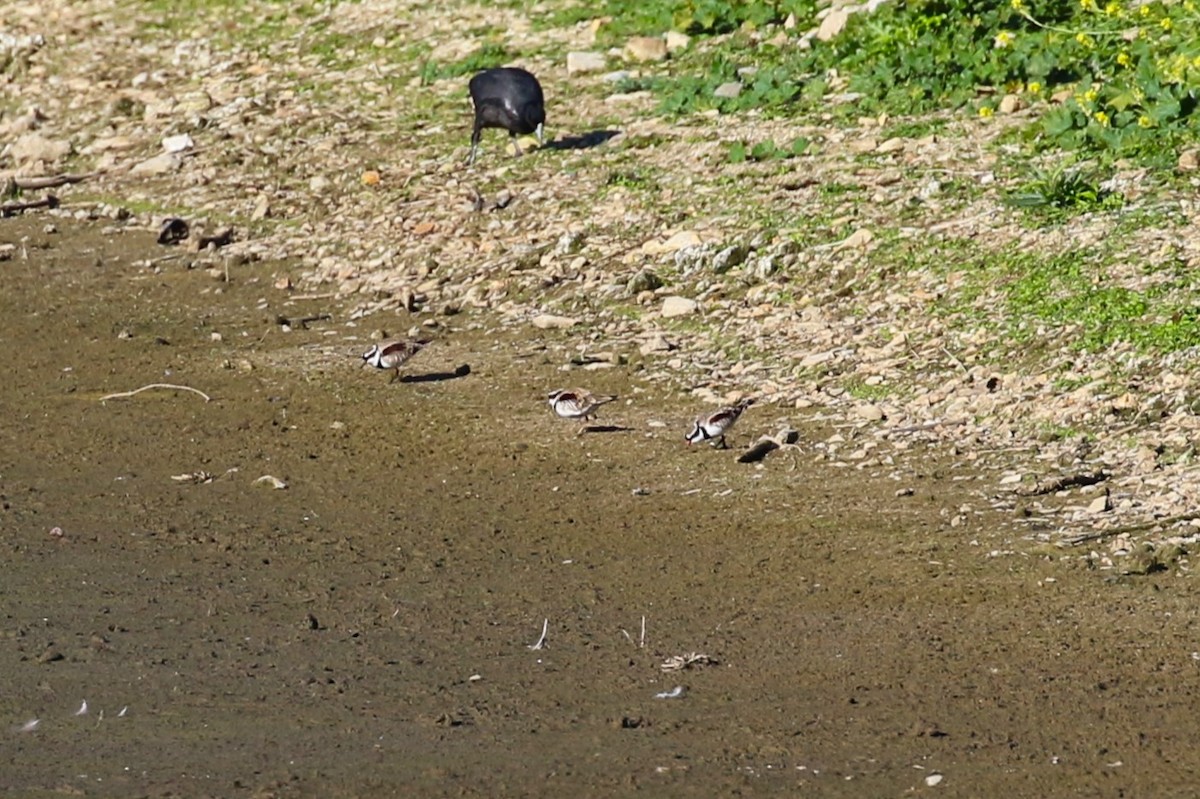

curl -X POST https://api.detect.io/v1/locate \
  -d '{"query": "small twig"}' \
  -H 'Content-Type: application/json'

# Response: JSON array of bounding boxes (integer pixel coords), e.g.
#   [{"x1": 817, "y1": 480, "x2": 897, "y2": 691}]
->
[
  {"x1": 1016, "y1": 470, "x2": 1108, "y2": 497},
  {"x1": 13, "y1": 173, "x2": 98, "y2": 191},
  {"x1": 877, "y1": 419, "x2": 968, "y2": 436},
  {"x1": 528, "y1": 618, "x2": 549, "y2": 650},
  {"x1": 940, "y1": 346, "x2": 969, "y2": 374},
  {"x1": 277, "y1": 313, "x2": 332, "y2": 330},
  {"x1": 639, "y1": 615, "x2": 646, "y2": 648},
  {"x1": 1060, "y1": 510, "x2": 1200, "y2": 546},
  {"x1": 1, "y1": 194, "x2": 58, "y2": 217},
  {"x1": 99, "y1": 383, "x2": 211, "y2": 403}
]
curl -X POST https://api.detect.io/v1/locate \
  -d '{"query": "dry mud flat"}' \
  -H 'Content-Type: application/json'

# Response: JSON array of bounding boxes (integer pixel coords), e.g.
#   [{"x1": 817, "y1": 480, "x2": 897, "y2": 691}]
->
[{"x1": 3, "y1": 218, "x2": 1200, "y2": 797}]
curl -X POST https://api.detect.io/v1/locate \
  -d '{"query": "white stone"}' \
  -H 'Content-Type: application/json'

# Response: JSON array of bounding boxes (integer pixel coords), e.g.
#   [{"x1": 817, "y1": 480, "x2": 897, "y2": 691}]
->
[
  {"x1": 130, "y1": 153, "x2": 181, "y2": 175},
  {"x1": 9, "y1": 133, "x2": 70, "y2": 165},
  {"x1": 816, "y1": 9, "x2": 850, "y2": 40},
  {"x1": 161, "y1": 133, "x2": 194, "y2": 153},
  {"x1": 661, "y1": 296, "x2": 698, "y2": 318},
  {"x1": 567, "y1": 51, "x2": 606, "y2": 75},
  {"x1": 530, "y1": 313, "x2": 579, "y2": 329}
]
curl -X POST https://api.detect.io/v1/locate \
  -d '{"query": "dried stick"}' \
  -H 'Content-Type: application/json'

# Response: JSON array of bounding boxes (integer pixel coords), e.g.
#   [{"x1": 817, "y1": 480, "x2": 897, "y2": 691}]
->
[
  {"x1": 99, "y1": 383, "x2": 211, "y2": 403},
  {"x1": 13, "y1": 173, "x2": 98, "y2": 190},
  {"x1": 1, "y1": 194, "x2": 58, "y2": 217},
  {"x1": 528, "y1": 618, "x2": 549, "y2": 650}
]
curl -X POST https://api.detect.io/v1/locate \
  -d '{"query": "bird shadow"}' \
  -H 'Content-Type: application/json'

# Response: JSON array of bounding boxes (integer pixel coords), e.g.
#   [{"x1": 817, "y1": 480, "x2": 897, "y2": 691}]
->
[
  {"x1": 547, "y1": 130, "x2": 621, "y2": 151},
  {"x1": 580, "y1": 423, "x2": 632, "y2": 434},
  {"x1": 398, "y1": 364, "x2": 472, "y2": 383}
]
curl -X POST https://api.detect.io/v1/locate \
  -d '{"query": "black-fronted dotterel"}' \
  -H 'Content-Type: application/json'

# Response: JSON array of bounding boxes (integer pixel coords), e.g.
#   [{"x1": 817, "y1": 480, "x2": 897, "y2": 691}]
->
[{"x1": 467, "y1": 67, "x2": 546, "y2": 165}]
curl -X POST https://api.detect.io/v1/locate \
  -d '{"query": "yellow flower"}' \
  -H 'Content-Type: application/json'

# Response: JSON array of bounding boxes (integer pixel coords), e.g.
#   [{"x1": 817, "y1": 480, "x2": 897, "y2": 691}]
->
[
  {"x1": 1094, "y1": 111, "x2": 1109, "y2": 126},
  {"x1": 1010, "y1": 0, "x2": 1026, "y2": 10},
  {"x1": 1139, "y1": 4, "x2": 1150, "y2": 15},
  {"x1": 1075, "y1": 32, "x2": 1095, "y2": 48},
  {"x1": 1160, "y1": 17, "x2": 1172, "y2": 30},
  {"x1": 1138, "y1": 115, "x2": 1152, "y2": 127},
  {"x1": 1116, "y1": 51, "x2": 1132, "y2": 67},
  {"x1": 994, "y1": 31, "x2": 1015, "y2": 48},
  {"x1": 1080, "y1": 0, "x2": 1097, "y2": 10},
  {"x1": 1083, "y1": 88, "x2": 1099, "y2": 103},
  {"x1": 1104, "y1": 0, "x2": 1121, "y2": 14},
  {"x1": 1193, "y1": 55, "x2": 1200, "y2": 68},
  {"x1": 1028, "y1": 81, "x2": 1043, "y2": 94},
  {"x1": 979, "y1": 106, "x2": 995, "y2": 119}
]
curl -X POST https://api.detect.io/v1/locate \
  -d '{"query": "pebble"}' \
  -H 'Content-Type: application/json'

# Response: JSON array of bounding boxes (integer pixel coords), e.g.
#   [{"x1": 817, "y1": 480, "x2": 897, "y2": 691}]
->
[
  {"x1": 566, "y1": 51, "x2": 606, "y2": 74},
  {"x1": 713, "y1": 82, "x2": 742, "y2": 99},
  {"x1": 9, "y1": 133, "x2": 71, "y2": 165},
  {"x1": 130, "y1": 153, "x2": 181, "y2": 175},
  {"x1": 624, "y1": 36, "x2": 667, "y2": 63},
  {"x1": 661, "y1": 296, "x2": 698, "y2": 318},
  {"x1": 530, "y1": 313, "x2": 579, "y2": 330}
]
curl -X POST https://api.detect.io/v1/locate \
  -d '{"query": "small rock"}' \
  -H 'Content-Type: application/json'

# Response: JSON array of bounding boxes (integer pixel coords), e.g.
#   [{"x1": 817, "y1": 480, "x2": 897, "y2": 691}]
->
[
  {"x1": 10, "y1": 133, "x2": 71, "y2": 166},
  {"x1": 309, "y1": 175, "x2": 332, "y2": 194},
  {"x1": 837, "y1": 228, "x2": 874, "y2": 250},
  {"x1": 130, "y1": 153, "x2": 181, "y2": 175},
  {"x1": 639, "y1": 333, "x2": 676, "y2": 355},
  {"x1": 674, "y1": 245, "x2": 712, "y2": 273},
  {"x1": 176, "y1": 90, "x2": 214, "y2": 114},
  {"x1": 567, "y1": 51, "x2": 606, "y2": 75},
  {"x1": 1087, "y1": 492, "x2": 1111, "y2": 514},
  {"x1": 254, "y1": 475, "x2": 288, "y2": 490},
  {"x1": 161, "y1": 133, "x2": 194, "y2": 153},
  {"x1": 250, "y1": 194, "x2": 271, "y2": 220},
  {"x1": 713, "y1": 82, "x2": 742, "y2": 99},
  {"x1": 816, "y1": 8, "x2": 851, "y2": 40},
  {"x1": 711, "y1": 244, "x2": 749, "y2": 274},
  {"x1": 661, "y1": 296, "x2": 698, "y2": 318},
  {"x1": 627, "y1": 268, "x2": 663, "y2": 294},
  {"x1": 643, "y1": 230, "x2": 702, "y2": 255},
  {"x1": 1179, "y1": 149, "x2": 1200, "y2": 171},
  {"x1": 855, "y1": 404, "x2": 885, "y2": 422},
  {"x1": 624, "y1": 36, "x2": 668, "y2": 62},
  {"x1": 531, "y1": 313, "x2": 579, "y2": 329},
  {"x1": 665, "y1": 31, "x2": 690, "y2": 52},
  {"x1": 876, "y1": 137, "x2": 905, "y2": 153},
  {"x1": 601, "y1": 70, "x2": 632, "y2": 83},
  {"x1": 998, "y1": 93, "x2": 1024, "y2": 114}
]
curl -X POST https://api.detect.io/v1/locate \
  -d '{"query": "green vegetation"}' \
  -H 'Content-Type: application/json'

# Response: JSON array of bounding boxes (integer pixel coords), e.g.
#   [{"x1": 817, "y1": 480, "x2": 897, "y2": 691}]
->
[
  {"x1": 726, "y1": 136, "x2": 810, "y2": 163},
  {"x1": 420, "y1": 42, "x2": 514, "y2": 83},
  {"x1": 584, "y1": 0, "x2": 1199, "y2": 162},
  {"x1": 926, "y1": 246, "x2": 1200, "y2": 356},
  {"x1": 1004, "y1": 164, "x2": 1124, "y2": 219}
]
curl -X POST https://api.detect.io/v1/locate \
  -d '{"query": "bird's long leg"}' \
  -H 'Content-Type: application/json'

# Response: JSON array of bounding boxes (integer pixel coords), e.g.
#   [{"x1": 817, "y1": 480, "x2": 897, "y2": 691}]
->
[
  {"x1": 389, "y1": 368, "x2": 400, "y2": 384},
  {"x1": 716, "y1": 435, "x2": 728, "y2": 450},
  {"x1": 510, "y1": 132, "x2": 523, "y2": 157},
  {"x1": 467, "y1": 123, "x2": 483, "y2": 165}
]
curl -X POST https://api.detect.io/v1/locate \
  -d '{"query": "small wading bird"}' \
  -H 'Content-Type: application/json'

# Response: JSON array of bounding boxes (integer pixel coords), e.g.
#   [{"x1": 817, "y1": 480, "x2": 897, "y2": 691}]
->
[
  {"x1": 548, "y1": 388, "x2": 617, "y2": 434},
  {"x1": 362, "y1": 339, "x2": 431, "y2": 383},
  {"x1": 686, "y1": 397, "x2": 756, "y2": 449},
  {"x1": 467, "y1": 67, "x2": 545, "y2": 166}
]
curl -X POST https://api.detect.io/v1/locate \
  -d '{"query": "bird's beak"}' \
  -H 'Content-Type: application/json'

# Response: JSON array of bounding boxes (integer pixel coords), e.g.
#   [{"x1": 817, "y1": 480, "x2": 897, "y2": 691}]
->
[{"x1": 535, "y1": 123, "x2": 545, "y2": 146}]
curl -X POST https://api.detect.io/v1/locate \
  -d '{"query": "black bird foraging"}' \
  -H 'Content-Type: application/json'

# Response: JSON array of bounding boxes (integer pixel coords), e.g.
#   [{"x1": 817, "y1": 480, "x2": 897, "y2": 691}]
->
[{"x1": 467, "y1": 67, "x2": 546, "y2": 165}]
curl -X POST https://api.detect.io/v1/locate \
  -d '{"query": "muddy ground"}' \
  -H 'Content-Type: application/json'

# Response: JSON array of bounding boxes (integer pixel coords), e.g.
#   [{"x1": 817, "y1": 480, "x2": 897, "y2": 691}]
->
[{"x1": 3, "y1": 217, "x2": 1200, "y2": 797}]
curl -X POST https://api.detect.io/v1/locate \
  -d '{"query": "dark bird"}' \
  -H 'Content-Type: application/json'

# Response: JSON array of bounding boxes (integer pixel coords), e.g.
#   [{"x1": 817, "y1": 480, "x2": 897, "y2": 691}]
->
[{"x1": 467, "y1": 67, "x2": 546, "y2": 165}]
